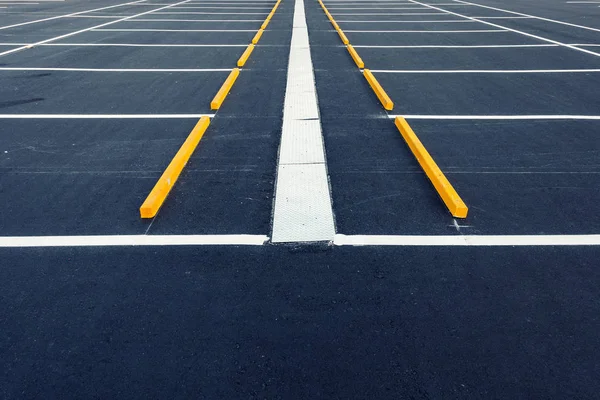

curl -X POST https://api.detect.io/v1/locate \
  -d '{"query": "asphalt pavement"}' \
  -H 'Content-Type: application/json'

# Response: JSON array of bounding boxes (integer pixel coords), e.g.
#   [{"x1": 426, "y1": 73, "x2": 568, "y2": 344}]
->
[{"x1": 1, "y1": 0, "x2": 600, "y2": 398}]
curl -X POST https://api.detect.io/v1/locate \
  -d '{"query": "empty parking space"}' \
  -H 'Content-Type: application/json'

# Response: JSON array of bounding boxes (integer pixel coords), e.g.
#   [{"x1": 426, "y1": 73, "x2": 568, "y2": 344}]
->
[
  {"x1": 314, "y1": 0, "x2": 600, "y2": 236},
  {"x1": 0, "y1": 0, "x2": 288, "y2": 236}
]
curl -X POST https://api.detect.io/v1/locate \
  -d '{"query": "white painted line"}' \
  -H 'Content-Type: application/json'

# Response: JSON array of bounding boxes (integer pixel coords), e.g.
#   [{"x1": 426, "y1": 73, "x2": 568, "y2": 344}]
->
[
  {"x1": 354, "y1": 44, "x2": 559, "y2": 48},
  {"x1": 336, "y1": 19, "x2": 476, "y2": 22},
  {"x1": 0, "y1": 0, "x2": 147, "y2": 31},
  {"x1": 0, "y1": 0, "x2": 195, "y2": 57},
  {"x1": 470, "y1": 16, "x2": 533, "y2": 19},
  {"x1": 129, "y1": 18, "x2": 264, "y2": 21},
  {"x1": 326, "y1": 7, "x2": 428, "y2": 9},
  {"x1": 271, "y1": 0, "x2": 335, "y2": 243},
  {"x1": 406, "y1": 0, "x2": 600, "y2": 58},
  {"x1": 0, "y1": 235, "x2": 269, "y2": 247},
  {"x1": 0, "y1": 43, "x2": 248, "y2": 47},
  {"x1": 454, "y1": 0, "x2": 600, "y2": 33},
  {"x1": 153, "y1": 11, "x2": 269, "y2": 14},
  {"x1": 343, "y1": 29, "x2": 506, "y2": 32},
  {"x1": 92, "y1": 28, "x2": 256, "y2": 32},
  {"x1": 329, "y1": 12, "x2": 445, "y2": 14},
  {"x1": 334, "y1": 234, "x2": 600, "y2": 246},
  {"x1": 371, "y1": 68, "x2": 600, "y2": 73},
  {"x1": 66, "y1": 15, "x2": 126, "y2": 18},
  {"x1": 0, "y1": 67, "x2": 231, "y2": 72},
  {"x1": 0, "y1": 114, "x2": 215, "y2": 118},
  {"x1": 170, "y1": 5, "x2": 273, "y2": 8},
  {"x1": 389, "y1": 114, "x2": 600, "y2": 120}
]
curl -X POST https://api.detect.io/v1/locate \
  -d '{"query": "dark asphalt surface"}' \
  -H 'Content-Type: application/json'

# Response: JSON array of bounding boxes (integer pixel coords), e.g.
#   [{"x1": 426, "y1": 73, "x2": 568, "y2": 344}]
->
[
  {"x1": 1, "y1": 0, "x2": 600, "y2": 398},
  {"x1": 3, "y1": 246, "x2": 600, "y2": 399}
]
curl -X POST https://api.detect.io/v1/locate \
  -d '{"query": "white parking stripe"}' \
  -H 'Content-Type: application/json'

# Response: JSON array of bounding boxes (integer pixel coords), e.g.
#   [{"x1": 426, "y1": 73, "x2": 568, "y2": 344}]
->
[
  {"x1": 0, "y1": 114, "x2": 215, "y2": 118},
  {"x1": 0, "y1": 235, "x2": 269, "y2": 247},
  {"x1": 334, "y1": 234, "x2": 600, "y2": 246},
  {"x1": 388, "y1": 114, "x2": 600, "y2": 120}
]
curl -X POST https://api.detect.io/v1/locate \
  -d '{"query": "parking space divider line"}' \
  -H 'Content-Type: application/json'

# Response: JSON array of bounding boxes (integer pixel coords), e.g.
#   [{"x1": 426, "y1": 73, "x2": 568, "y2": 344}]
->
[
  {"x1": 237, "y1": 44, "x2": 255, "y2": 67},
  {"x1": 0, "y1": 234, "x2": 269, "y2": 247},
  {"x1": 394, "y1": 117, "x2": 468, "y2": 218},
  {"x1": 140, "y1": 116, "x2": 211, "y2": 219},
  {"x1": 210, "y1": 68, "x2": 240, "y2": 109},
  {"x1": 363, "y1": 69, "x2": 394, "y2": 110}
]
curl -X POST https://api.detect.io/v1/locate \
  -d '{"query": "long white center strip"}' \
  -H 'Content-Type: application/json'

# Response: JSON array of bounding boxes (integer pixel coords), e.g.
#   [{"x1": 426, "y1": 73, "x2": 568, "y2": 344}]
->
[{"x1": 271, "y1": 0, "x2": 336, "y2": 243}]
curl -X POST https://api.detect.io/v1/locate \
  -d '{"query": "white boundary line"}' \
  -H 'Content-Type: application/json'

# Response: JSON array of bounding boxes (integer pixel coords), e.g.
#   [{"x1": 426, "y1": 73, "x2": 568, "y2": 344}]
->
[
  {"x1": 335, "y1": 19, "x2": 477, "y2": 22},
  {"x1": 343, "y1": 29, "x2": 506, "y2": 32},
  {"x1": 334, "y1": 234, "x2": 600, "y2": 246},
  {"x1": 0, "y1": 233, "x2": 599, "y2": 247},
  {"x1": 406, "y1": 0, "x2": 600, "y2": 58},
  {"x1": 370, "y1": 68, "x2": 600, "y2": 73},
  {"x1": 0, "y1": 0, "x2": 195, "y2": 57},
  {"x1": 0, "y1": 114, "x2": 215, "y2": 118},
  {"x1": 453, "y1": 0, "x2": 600, "y2": 33},
  {"x1": 0, "y1": 67, "x2": 231, "y2": 72},
  {"x1": 389, "y1": 114, "x2": 600, "y2": 120},
  {"x1": 92, "y1": 28, "x2": 257, "y2": 32},
  {"x1": 0, "y1": 235, "x2": 269, "y2": 247},
  {"x1": 353, "y1": 44, "x2": 560, "y2": 48},
  {"x1": 126, "y1": 18, "x2": 264, "y2": 21},
  {"x1": 0, "y1": 42, "x2": 249, "y2": 47},
  {"x1": 329, "y1": 12, "x2": 445, "y2": 14}
]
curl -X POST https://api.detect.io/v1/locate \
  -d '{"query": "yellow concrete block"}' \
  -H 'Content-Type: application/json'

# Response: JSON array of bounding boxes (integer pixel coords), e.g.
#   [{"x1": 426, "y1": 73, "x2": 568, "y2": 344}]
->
[
  {"x1": 252, "y1": 29, "x2": 264, "y2": 44},
  {"x1": 261, "y1": 19, "x2": 270, "y2": 30},
  {"x1": 140, "y1": 116, "x2": 211, "y2": 218},
  {"x1": 347, "y1": 44, "x2": 364, "y2": 68},
  {"x1": 363, "y1": 69, "x2": 393, "y2": 110},
  {"x1": 337, "y1": 28, "x2": 349, "y2": 45},
  {"x1": 394, "y1": 117, "x2": 468, "y2": 218},
  {"x1": 211, "y1": 68, "x2": 240, "y2": 110},
  {"x1": 237, "y1": 44, "x2": 255, "y2": 67}
]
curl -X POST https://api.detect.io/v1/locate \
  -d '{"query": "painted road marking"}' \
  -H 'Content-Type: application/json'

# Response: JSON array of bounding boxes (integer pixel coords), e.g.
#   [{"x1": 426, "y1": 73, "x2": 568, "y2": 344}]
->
[
  {"x1": 0, "y1": 114, "x2": 216, "y2": 118},
  {"x1": 343, "y1": 29, "x2": 506, "y2": 32},
  {"x1": 353, "y1": 44, "x2": 561, "y2": 48},
  {"x1": 0, "y1": 234, "x2": 598, "y2": 247},
  {"x1": 370, "y1": 69, "x2": 600, "y2": 73},
  {"x1": 0, "y1": 235, "x2": 269, "y2": 247},
  {"x1": 0, "y1": 67, "x2": 232, "y2": 72},
  {"x1": 389, "y1": 115, "x2": 600, "y2": 120},
  {"x1": 271, "y1": 0, "x2": 336, "y2": 243},
  {"x1": 334, "y1": 234, "x2": 600, "y2": 246}
]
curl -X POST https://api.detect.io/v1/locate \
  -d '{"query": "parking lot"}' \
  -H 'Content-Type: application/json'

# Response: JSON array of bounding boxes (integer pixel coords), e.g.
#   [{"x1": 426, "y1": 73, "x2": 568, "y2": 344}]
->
[{"x1": 1, "y1": 0, "x2": 600, "y2": 398}]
